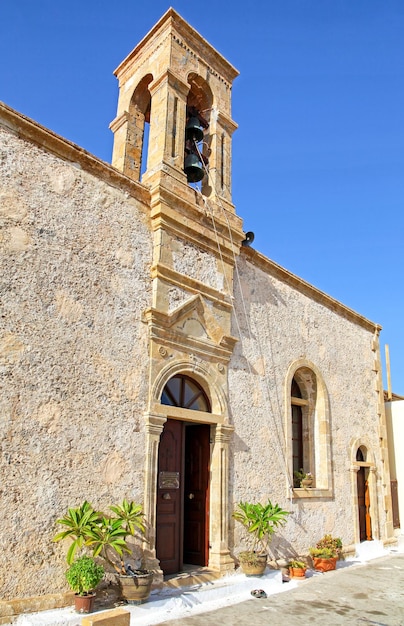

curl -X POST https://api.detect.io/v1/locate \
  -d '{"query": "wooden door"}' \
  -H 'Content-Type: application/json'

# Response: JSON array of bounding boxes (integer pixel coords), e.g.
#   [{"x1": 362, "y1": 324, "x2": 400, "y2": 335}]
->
[
  {"x1": 357, "y1": 466, "x2": 372, "y2": 541},
  {"x1": 156, "y1": 419, "x2": 183, "y2": 574},
  {"x1": 183, "y1": 424, "x2": 210, "y2": 566}
]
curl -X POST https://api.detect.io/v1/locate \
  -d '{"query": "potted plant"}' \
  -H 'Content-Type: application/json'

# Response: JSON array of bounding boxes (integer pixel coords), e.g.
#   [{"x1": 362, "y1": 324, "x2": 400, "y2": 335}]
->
[
  {"x1": 288, "y1": 559, "x2": 307, "y2": 578},
  {"x1": 315, "y1": 534, "x2": 342, "y2": 558},
  {"x1": 293, "y1": 469, "x2": 313, "y2": 488},
  {"x1": 232, "y1": 500, "x2": 290, "y2": 576},
  {"x1": 65, "y1": 555, "x2": 104, "y2": 613},
  {"x1": 54, "y1": 499, "x2": 153, "y2": 604},
  {"x1": 309, "y1": 535, "x2": 342, "y2": 572}
]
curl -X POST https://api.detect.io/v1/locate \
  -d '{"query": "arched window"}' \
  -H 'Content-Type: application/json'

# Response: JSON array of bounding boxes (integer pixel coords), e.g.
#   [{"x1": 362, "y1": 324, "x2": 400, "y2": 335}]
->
[
  {"x1": 288, "y1": 365, "x2": 331, "y2": 493},
  {"x1": 356, "y1": 447, "x2": 366, "y2": 462},
  {"x1": 291, "y1": 378, "x2": 304, "y2": 480},
  {"x1": 161, "y1": 374, "x2": 211, "y2": 412}
]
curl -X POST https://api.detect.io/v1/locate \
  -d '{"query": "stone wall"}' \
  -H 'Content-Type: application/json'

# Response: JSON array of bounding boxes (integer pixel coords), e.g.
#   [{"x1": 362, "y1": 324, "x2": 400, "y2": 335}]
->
[
  {"x1": 229, "y1": 252, "x2": 387, "y2": 556},
  {"x1": 0, "y1": 125, "x2": 152, "y2": 599}
]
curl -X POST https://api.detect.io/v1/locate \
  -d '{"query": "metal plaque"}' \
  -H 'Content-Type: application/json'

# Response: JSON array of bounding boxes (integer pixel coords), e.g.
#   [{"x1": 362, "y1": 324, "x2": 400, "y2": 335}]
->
[{"x1": 159, "y1": 471, "x2": 180, "y2": 489}]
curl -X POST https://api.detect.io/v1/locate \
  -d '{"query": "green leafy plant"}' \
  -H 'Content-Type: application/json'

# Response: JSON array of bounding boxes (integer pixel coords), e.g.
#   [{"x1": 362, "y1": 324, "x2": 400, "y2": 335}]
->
[
  {"x1": 232, "y1": 500, "x2": 290, "y2": 554},
  {"x1": 288, "y1": 559, "x2": 306, "y2": 569},
  {"x1": 53, "y1": 501, "x2": 101, "y2": 565},
  {"x1": 54, "y1": 499, "x2": 147, "y2": 575},
  {"x1": 65, "y1": 555, "x2": 104, "y2": 596}
]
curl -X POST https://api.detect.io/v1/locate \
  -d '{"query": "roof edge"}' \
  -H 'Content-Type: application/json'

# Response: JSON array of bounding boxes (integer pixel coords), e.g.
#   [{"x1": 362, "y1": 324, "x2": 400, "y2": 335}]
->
[
  {"x1": 241, "y1": 245, "x2": 381, "y2": 334},
  {"x1": 0, "y1": 101, "x2": 150, "y2": 206}
]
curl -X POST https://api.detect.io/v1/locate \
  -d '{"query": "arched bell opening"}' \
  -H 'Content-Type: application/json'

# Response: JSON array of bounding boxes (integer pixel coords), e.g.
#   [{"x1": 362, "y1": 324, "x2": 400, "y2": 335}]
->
[
  {"x1": 184, "y1": 74, "x2": 213, "y2": 188},
  {"x1": 128, "y1": 74, "x2": 152, "y2": 181}
]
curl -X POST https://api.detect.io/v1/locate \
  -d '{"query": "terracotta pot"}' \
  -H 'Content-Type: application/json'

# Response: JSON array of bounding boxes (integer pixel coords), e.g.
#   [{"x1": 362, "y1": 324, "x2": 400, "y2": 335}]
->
[
  {"x1": 313, "y1": 556, "x2": 337, "y2": 572},
  {"x1": 119, "y1": 570, "x2": 154, "y2": 604},
  {"x1": 301, "y1": 478, "x2": 313, "y2": 488},
  {"x1": 289, "y1": 567, "x2": 307, "y2": 578},
  {"x1": 239, "y1": 553, "x2": 268, "y2": 576},
  {"x1": 74, "y1": 592, "x2": 96, "y2": 614}
]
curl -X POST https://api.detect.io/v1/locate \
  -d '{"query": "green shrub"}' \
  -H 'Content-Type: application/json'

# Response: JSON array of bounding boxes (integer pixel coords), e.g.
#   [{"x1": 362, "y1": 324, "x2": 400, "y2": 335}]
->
[{"x1": 65, "y1": 555, "x2": 104, "y2": 596}]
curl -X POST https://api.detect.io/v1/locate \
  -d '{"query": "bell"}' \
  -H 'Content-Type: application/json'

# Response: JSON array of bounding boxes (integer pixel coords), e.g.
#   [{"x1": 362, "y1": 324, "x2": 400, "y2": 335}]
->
[
  {"x1": 184, "y1": 153, "x2": 204, "y2": 183},
  {"x1": 185, "y1": 116, "x2": 204, "y2": 142}
]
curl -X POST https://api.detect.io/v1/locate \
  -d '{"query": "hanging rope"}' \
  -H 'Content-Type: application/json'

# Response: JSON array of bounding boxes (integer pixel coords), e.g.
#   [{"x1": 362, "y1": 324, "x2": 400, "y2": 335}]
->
[{"x1": 191, "y1": 141, "x2": 295, "y2": 494}]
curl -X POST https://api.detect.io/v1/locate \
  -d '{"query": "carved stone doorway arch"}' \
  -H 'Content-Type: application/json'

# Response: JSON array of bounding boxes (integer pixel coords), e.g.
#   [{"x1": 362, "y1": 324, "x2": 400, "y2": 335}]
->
[
  {"x1": 143, "y1": 363, "x2": 234, "y2": 578},
  {"x1": 350, "y1": 441, "x2": 379, "y2": 543}
]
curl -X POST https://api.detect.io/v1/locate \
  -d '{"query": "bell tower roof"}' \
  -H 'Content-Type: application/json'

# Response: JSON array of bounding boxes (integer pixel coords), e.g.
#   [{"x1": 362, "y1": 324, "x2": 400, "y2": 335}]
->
[{"x1": 114, "y1": 8, "x2": 239, "y2": 86}]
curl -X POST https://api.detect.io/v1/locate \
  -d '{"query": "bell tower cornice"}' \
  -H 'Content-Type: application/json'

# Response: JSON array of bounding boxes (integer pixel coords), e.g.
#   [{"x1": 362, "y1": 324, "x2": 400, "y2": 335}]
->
[{"x1": 113, "y1": 8, "x2": 239, "y2": 90}]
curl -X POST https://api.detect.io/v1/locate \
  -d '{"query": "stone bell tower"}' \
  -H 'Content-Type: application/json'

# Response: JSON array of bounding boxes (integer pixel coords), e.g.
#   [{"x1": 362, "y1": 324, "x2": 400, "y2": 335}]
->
[
  {"x1": 110, "y1": 8, "x2": 240, "y2": 216},
  {"x1": 110, "y1": 9, "x2": 245, "y2": 575}
]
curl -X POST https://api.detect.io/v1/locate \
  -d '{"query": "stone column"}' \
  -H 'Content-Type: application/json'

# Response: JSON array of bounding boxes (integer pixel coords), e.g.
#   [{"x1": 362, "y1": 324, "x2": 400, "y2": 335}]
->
[
  {"x1": 142, "y1": 412, "x2": 166, "y2": 576},
  {"x1": 144, "y1": 69, "x2": 190, "y2": 178},
  {"x1": 349, "y1": 464, "x2": 360, "y2": 544},
  {"x1": 204, "y1": 109, "x2": 237, "y2": 211},
  {"x1": 209, "y1": 423, "x2": 235, "y2": 572}
]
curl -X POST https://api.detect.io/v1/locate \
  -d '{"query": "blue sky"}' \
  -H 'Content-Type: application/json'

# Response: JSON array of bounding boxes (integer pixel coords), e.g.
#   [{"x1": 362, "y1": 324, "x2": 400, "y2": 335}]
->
[{"x1": 1, "y1": 1, "x2": 403, "y2": 393}]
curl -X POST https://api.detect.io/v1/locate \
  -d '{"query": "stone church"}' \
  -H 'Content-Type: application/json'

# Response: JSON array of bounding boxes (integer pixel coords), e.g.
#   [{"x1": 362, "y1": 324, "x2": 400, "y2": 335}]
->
[{"x1": 0, "y1": 8, "x2": 395, "y2": 616}]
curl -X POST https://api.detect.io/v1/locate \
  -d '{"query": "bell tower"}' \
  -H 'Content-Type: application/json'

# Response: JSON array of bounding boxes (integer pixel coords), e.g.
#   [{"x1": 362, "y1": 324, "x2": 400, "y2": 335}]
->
[
  {"x1": 110, "y1": 8, "x2": 240, "y2": 216},
  {"x1": 110, "y1": 9, "x2": 245, "y2": 576}
]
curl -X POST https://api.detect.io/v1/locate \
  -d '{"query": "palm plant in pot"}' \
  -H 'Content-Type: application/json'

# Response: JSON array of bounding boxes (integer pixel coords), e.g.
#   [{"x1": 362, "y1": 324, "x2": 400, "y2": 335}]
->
[
  {"x1": 65, "y1": 555, "x2": 104, "y2": 613},
  {"x1": 232, "y1": 500, "x2": 290, "y2": 576},
  {"x1": 54, "y1": 499, "x2": 153, "y2": 604}
]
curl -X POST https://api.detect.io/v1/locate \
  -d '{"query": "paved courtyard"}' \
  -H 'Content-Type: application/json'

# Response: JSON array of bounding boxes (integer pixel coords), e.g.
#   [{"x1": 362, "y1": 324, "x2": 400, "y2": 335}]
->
[{"x1": 160, "y1": 553, "x2": 404, "y2": 626}]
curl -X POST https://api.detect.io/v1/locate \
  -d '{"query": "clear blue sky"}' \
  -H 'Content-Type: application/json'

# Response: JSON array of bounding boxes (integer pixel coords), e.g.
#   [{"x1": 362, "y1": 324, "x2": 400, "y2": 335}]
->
[{"x1": 1, "y1": 1, "x2": 403, "y2": 393}]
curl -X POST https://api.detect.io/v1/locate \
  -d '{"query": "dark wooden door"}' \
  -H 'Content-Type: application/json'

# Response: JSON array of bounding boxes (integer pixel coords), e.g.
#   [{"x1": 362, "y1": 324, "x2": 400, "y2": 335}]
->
[
  {"x1": 183, "y1": 424, "x2": 210, "y2": 565},
  {"x1": 357, "y1": 467, "x2": 372, "y2": 541},
  {"x1": 156, "y1": 419, "x2": 183, "y2": 574}
]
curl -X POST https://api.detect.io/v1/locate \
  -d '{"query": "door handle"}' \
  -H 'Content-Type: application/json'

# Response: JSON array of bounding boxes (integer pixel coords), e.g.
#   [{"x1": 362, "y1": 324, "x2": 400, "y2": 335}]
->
[
  {"x1": 162, "y1": 493, "x2": 171, "y2": 500},
  {"x1": 188, "y1": 493, "x2": 195, "y2": 500}
]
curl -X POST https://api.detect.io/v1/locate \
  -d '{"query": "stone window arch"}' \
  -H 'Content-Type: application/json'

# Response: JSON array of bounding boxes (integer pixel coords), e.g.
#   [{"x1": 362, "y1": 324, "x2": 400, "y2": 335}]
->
[{"x1": 286, "y1": 361, "x2": 332, "y2": 497}]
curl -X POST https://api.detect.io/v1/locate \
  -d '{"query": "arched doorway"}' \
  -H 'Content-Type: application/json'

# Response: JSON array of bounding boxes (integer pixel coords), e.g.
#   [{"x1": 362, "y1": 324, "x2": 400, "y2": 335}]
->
[
  {"x1": 357, "y1": 447, "x2": 373, "y2": 541},
  {"x1": 156, "y1": 375, "x2": 211, "y2": 574}
]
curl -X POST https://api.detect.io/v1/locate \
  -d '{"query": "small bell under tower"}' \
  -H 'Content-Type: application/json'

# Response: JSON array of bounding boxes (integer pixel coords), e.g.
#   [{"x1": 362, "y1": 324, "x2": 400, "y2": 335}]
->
[{"x1": 110, "y1": 8, "x2": 239, "y2": 215}]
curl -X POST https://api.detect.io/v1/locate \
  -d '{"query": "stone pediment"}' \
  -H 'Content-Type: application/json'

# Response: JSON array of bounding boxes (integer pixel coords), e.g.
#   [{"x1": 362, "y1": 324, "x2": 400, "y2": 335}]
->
[{"x1": 143, "y1": 295, "x2": 237, "y2": 359}]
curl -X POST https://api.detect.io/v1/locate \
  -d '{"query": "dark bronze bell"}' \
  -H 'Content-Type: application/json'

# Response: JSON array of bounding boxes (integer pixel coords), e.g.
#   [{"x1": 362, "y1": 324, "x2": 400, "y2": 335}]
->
[
  {"x1": 184, "y1": 153, "x2": 204, "y2": 183},
  {"x1": 185, "y1": 116, "x2": 204, "y2": 142}
]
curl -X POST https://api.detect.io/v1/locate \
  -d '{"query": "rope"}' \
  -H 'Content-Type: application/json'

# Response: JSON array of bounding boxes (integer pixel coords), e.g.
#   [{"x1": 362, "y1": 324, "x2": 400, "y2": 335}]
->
[{"x1": 191, "y1": 141, "x2": 295, "y2": 494}]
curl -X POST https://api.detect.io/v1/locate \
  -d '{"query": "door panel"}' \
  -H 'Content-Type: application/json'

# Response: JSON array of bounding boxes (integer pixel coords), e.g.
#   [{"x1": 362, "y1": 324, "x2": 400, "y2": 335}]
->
[
  {"x1": 184, "y1": 424, "x2": 210, "y2": 565},
  {"x1": 156, "y1": 419, "x2": 183, "y2": 574},
  {"x1": 357, "y1": 467, "x2": 372, "y2": 542},
  {"x1": 357, "y1": 466, "x2": 367, "y2": 541}
]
